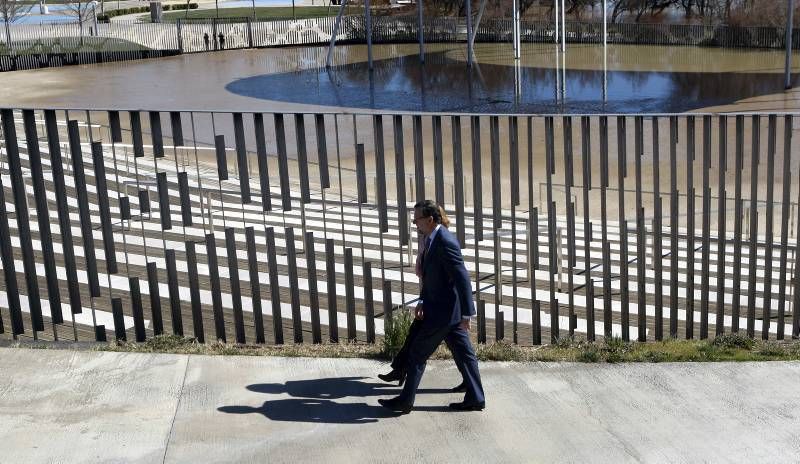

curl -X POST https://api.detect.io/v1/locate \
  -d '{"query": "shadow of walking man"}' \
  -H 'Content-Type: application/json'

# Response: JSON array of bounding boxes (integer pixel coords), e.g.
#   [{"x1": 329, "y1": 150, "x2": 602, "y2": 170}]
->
[
  {"x1": 219, "y1": 399, "x2": 394, "y2": 424},
  {"x1": 217, "y1": 376, "x2": 453, "y2": 423}
]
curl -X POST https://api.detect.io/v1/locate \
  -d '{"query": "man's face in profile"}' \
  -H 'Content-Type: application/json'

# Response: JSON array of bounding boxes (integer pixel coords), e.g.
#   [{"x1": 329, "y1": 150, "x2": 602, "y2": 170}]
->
[{"x1": 412, "y1": 207, "x2": 435, "y2": 236}]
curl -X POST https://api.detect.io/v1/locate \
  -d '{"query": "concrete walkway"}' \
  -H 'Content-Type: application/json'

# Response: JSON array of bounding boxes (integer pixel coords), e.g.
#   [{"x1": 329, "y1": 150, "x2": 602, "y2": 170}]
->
[{"x1": 1, "y1": 347, "x2": 799, "y2": 463}]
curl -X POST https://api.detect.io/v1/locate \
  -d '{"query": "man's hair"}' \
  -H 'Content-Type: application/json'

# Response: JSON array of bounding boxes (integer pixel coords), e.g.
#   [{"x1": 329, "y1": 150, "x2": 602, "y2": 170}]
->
[{"x1": 414, "y1": 200, "x2": 442, "y2": 224}]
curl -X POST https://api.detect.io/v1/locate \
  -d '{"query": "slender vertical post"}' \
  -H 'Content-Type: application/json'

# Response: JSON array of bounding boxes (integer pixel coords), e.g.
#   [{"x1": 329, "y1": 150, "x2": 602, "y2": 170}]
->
[
  {"x1": 716, "y1": 116, "x2": 728, "y2": 336},
  {"x1": 652, "y1": 117, "x2": 662, "y2": 341},
  {"x1": 763, "y1": 116, "x2": 777, "y2": 340},
  {"x1": 747, "y1": 116, "x2": 761, "y2": 339},
  {"x1": 686, "y1": 116, "x2": 697, "y2": 340},
  {"x1": 512, "y1": 0, "x2": 519, "y2": 59},
  {"x1": 515, "y1": 0, "x2": 521, "y2": 55},
  {"x1": 600, "y1": 116, "x2": 611, "y2": 340},
  {"x1": 786, "y1": 0, "x2": 794, "y2": 89},
  {"x1": 177, "y1": 19, "x2": 184, "y2": 53},
  {"x1": 560, "y1": 0, "x2": 566, "y2": 52},
  {"x1": 554, "y1": 0, "x2": 559, "y2": 44},
  {"x1": 700, "y1": 116, "x2": 712, "y2": 339},
  {"x1": 777, "y1": 116, "x2": 793, "y2": 339},
  {"x1": 365, "y1": 0, "x2": 373, "y2": 70},
  {"x1": 471, "y1": 0, "x2": 487, "y2": 46},
  {"x1": 617, "y1": 117, "x2": 629, "y2": 341},
  {"x1": 602, "y1": 0, "x2": 607, "y2": 101},
  {"x1": 417, "y1": 0, "x2": 425, "y2": 62},
  {"x1": 325, "y1": 0, "x2": 349, "y2": 68},
  {"x1": 465, "y1": 0, "x2": 473, "y2": 66},
  {"x1": 732, "y1": 115, "x2": 744, "y2": 333},
  {"x1": 603, "y1": 0, "x2": 607, "y2": 47}
]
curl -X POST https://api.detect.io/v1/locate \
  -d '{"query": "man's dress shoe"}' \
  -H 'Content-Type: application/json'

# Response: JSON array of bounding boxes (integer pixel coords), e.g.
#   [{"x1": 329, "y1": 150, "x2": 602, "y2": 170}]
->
[
  {"x1": 448, "y1": 401, "x2": 485, "y2": 411},
  {"x1": 378, "y1": 397, "x2": 413, "y2": 414},
  {"x1": 450, "y1": 381, "x2": 467, "y2": 393},
  {"x1": 377, "y1": 370, "x2": 406, "y2": 386}
]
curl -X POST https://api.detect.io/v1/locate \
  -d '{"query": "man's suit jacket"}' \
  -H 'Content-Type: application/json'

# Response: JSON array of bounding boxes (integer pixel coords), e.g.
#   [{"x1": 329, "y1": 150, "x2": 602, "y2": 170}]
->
[{"x1": 420, "y1": 226, "x2": 476, "y2": 328}]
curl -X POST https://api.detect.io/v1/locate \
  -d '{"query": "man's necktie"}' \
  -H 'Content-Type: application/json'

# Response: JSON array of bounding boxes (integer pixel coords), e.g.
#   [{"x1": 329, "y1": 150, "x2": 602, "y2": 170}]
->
[{"x1": 420, "y1": 236, "x2": 432, "y2": 276}]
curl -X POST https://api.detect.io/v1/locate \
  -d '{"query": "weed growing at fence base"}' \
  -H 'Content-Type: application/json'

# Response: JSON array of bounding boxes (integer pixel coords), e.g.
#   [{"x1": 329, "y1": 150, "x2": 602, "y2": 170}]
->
[
  {"x1": 66, "y1": 334, "x2": 800, "y2": 363},
  {"x1": 381, "y1": 309, "x2": 414, "y2": 358}
]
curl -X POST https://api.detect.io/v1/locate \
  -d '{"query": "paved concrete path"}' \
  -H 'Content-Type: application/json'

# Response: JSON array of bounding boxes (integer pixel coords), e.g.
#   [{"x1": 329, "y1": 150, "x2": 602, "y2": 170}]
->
[{"x1": 1, "y1": 347, "x2": 799, "y2": 463}]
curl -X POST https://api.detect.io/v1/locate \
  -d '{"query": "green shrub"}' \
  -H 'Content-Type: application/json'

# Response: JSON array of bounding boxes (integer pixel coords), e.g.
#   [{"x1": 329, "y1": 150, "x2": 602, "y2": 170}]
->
[
  {"x1": 143, "y1": 334, "x2": 197, "y2": 351},
  {"x1": 606, "y1": 350, "x2": 623, "y2": 363},
  {"x1": 789, "y1": 342, "x2": 800, "y2": 356},
  {"x1": 643, "y1": 350, "x2": 667, "y2": 363},
  {"x1": 382, "y1": 309, "x2": 414, "y2": 358},
  {"x1": 101, "y1": 6, "x2": 150, "y2": 19},
  {"x1": 100, "y1": 4, "x2": 195, "y2": 19},
  {"x1": 577, "y1": 344, "x2": 600, "y2": 362},
  {"x1": 757, "y1": 341, "x2": 786, "y2": 357},
  {"x1": 167, "y1": 3, "x2": 199, "y2": 10},
  {"x1": 605, "y1": 335, "x2": 627, "y2": 352},
  {"x1": 479, "y1": 341, "x2": 519, "y2": 361},
  {"x1": 712, "y1": 333, "x2": 756, "y2": 350},
  {"x1": 554, "y1": 334, "x2": 576, "y2": 349}
]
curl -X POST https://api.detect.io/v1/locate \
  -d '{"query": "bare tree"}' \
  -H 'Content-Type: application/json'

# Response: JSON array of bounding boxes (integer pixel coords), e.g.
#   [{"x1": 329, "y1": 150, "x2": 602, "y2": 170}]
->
[
  {"x1": 64, "y1": 0, "x2": 96, "y2": 42},
  {"x1": 1, "y1": 0, "x2": 34, "y2": 50},
  {"x1": 610, "y1": 0, "x2": 677, "y2": 23}
]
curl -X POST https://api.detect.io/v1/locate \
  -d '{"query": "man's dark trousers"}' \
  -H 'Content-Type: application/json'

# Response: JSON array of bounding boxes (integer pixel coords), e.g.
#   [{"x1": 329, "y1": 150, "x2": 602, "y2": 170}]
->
[
  {"x1": 390, "y1": 318, "x2": 467, "y2": 382},
  {"x1": 390, "y1": 319, "x2": 423, "y2": 373},
  {"x1": 396, "y1": 321, "x2": 484, "y2": 406},
  {"x1": 393, "y1": 226, "x2": 484, "y2": 406}
]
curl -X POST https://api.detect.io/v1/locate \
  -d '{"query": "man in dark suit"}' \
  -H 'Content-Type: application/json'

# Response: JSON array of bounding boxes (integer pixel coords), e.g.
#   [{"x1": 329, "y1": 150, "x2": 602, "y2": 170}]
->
[
  {"x1": 377, "y1": 208, "x2": 467, "y2": 393},
  {"x1": 378, "y1": 200, "x2": 485, "y2": 413}
]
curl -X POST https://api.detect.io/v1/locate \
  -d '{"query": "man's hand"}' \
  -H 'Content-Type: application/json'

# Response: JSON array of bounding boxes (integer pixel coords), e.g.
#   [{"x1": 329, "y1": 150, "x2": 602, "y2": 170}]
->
[
  {"x1": 414, "y1": 303, "x2": 424, "y2": 320},
  {"x1": 459, "y1": 318, "x2": 470, "y2": 331}
]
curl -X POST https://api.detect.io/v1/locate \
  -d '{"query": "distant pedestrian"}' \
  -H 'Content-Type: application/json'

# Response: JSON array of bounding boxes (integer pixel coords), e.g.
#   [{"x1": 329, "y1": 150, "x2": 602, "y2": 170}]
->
[
  {"x1": 203, "y1": 32, "x2": 210, "y2": 51},
  {"x1": 218, "y1": 32, "x2": 225, "y2": 50}
]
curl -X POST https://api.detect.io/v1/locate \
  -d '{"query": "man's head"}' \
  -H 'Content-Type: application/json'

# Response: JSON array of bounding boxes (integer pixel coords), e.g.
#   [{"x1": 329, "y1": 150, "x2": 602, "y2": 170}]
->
[{"x1": 413, "y1": 200, "x2": 442, "y2": 236}]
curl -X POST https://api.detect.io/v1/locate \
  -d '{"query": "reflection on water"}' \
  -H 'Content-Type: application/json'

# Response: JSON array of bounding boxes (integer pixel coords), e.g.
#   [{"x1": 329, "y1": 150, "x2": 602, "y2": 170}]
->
[{"x1": 226, "y1": 49, "x2": 798, "y2": 113}]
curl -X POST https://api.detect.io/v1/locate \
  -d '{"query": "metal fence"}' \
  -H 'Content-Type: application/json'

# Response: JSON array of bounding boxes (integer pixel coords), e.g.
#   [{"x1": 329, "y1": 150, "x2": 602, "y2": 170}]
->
[
  {"x1": 3, "y1": 17, "x2": 800, "y2": 71},
  {"x1": 1, "y1": 108, "x2": 799, "y2": 345},
  {"x1": 478, "y1": 20, "x2": 800, "y2": 49}
]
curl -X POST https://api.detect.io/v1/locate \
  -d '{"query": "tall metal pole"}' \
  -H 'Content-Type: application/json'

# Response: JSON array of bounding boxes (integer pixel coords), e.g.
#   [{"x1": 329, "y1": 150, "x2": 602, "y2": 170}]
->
[
  {"x1": 471, "y1": 0, "x2": 487, "y2": 45},
  {"x1": 465, "y1": 0, "x2": 473, "y2": 66},
  {"x1": 512, "y1": 0, "x2": 519, "y2": 59},
  {"x1": 365, "y1": 0, "x2": 373, "y2": 70},
  {"x1": 326, "y1": 0, "x2": 349, "y2": 68},
  {"x1": 555, "y1": 40, "x2": 560, "y2": 101},
  {"x1": 560, "y1": 0, "x2": 566, "y2": 52},
  {"x1": 603, "y1": 0, "x2": 607, "y2": 48},
  {"x1": 418, "y1": 0, "x2": 425, "y2": 62},
  {"x1": 515, "y1": 0, "x2": 521, "y2": 58},
  {"x1": 603, "y1": 0, "x2": 607, "y2": 101},
  {"x1": 554, "y1": 0, "x2": 559, "y2": 44},
  {"x1": 786, "y1": 0, "x2": 794, "y2": 89}
]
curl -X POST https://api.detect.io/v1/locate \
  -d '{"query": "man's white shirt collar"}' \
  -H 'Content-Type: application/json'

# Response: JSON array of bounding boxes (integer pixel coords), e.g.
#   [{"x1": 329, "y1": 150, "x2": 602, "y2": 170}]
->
[{"x1": 428, "y1": 224, "x2": 442, "y2": 245}]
